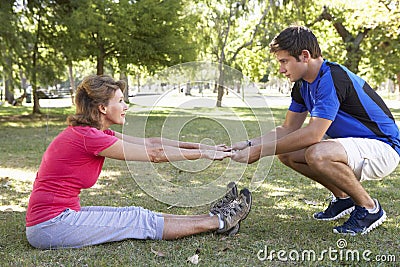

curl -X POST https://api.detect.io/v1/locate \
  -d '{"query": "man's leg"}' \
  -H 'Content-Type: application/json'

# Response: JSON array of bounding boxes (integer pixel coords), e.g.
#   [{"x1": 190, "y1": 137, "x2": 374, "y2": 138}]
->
[
  {"x1": 278, "y1": 141, "x2": 375, "y2": 208},
  {"x1": 277, "y1": 139, "x2": 395, "y2": 235},
  {"x1": 278, "y1": 147, "x2": 356, "y2": 221},
  {"x1": 278, "y1": 148, "x2": 349, "y2": 199},
  {"x1": 303, "y1": 140, "x2": 375, "y2": 209}
]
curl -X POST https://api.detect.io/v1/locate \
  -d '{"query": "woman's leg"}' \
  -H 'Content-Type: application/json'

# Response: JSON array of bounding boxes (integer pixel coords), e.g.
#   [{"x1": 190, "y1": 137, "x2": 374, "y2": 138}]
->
[
  {"x1": 27, "y1": 206, "x2": 220, "y2": 249},
  {"x1": 161, "y1": 214, "x2": 219, "y2": 240}
]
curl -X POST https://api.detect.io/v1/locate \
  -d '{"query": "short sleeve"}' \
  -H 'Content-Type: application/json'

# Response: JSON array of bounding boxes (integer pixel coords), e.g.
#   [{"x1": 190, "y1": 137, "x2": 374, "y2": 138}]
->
[
  {"x1": 103, "y1": 129, "x2": 115, "y2": 136},
  {"x1": 310, "y1": 78, "x2": 340, "y2": 121},
  {"x1": 289, "y1": 99, "x2": 308, "y2": 113},
  {"x1": 289, "y1": 81, "x2": 307, "y2": 113},
  {"x1": 76, "y1": 127, "x2": 119, "y2": 156}
]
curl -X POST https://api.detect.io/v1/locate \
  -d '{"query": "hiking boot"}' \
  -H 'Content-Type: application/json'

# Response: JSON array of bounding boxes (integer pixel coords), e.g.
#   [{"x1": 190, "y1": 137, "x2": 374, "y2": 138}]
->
[
  {"x1": 210, "y1": 182, "x2": 238, "y2": 215},
  {"x1": 333, "y1": 199, "x2": 386, "y2": 236},
  {"x1": 313, "y1": 196, "x2": 355, "y2": 221},
  {"x1": 227, "y1": 223, "x2": 240, "y2": 236},
  {"x1": 216, "y1": 188, "x2": 252, "y2": 234},
  {"x1": 225, "y1": 187, "x2": 254, "y2": 236},
  {"x1": 237, "y1": 188, "x2": 252, "y2": 222}
]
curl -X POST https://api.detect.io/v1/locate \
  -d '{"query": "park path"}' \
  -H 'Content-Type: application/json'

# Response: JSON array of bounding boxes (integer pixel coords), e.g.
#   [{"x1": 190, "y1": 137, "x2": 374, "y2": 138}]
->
[
  {"x1": 36, "y1": 93, "x2": 292, "y2": 109},
  {"x1": 34, "y1": 91, "x2": 400, "y2": 109}
]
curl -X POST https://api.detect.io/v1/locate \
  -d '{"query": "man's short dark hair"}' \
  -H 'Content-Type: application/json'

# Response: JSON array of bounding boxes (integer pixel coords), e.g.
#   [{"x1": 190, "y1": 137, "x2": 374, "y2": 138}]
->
[{"x1": 269, "y1": 26, "x2": 322, "y2": 61}]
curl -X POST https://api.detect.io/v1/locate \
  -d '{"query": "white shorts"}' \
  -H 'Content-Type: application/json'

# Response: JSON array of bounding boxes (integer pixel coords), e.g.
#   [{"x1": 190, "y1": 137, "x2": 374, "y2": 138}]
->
[{"x1": 335, "y1": 138, "x2": 400, "y2": 181}]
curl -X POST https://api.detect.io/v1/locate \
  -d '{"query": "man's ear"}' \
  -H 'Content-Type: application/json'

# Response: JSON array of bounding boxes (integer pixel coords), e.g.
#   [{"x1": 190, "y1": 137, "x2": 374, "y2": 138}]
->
[
  {"x1": 98, "y1": 105, "x2": 107, "y2": 115},
  {"x1": 301, "y1": 50, "x2": 311, "y2": 62}
]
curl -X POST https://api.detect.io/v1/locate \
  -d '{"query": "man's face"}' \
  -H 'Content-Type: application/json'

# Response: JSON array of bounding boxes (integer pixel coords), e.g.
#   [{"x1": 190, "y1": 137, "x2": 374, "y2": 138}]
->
[{"x1": 275, "y1": 50, "x2": 307, "y2": 82}]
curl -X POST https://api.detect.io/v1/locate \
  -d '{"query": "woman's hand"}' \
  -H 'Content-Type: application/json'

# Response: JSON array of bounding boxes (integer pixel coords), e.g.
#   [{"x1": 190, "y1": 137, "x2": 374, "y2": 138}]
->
[{"x1": 201, "y1": 150, "x2": 232, "y2": 161}]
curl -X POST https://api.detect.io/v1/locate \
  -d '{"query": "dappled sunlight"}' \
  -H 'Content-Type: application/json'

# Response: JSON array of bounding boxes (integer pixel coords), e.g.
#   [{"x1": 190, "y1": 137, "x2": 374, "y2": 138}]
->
[
  {"x1": 4, "y1": 122, "x2": 24, "y2": 128},
  {"x1": 259, "y1": 184, "x2": 293, "y2": 197},
  {"x1": 0, "y1": 167, "x2": 36, "y2": 182},
  {"x1": 93, "y1": 169, "x2": 125, "y2": 188},
  {"x1": 0, "y1": 167, "x2": 35, "y2": 212},
  {"x1": 0, "y1": 205, "x2": 26, "y2": 212}
]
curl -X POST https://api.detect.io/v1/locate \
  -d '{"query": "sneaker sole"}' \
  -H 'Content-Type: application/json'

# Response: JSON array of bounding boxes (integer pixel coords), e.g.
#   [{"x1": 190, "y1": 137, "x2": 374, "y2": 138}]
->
[
  {"x1": 361, "y1": 210, "x2": 386, "y2": 235},
  {"x1": 227, "y1": 223, "x2": 240, "y2": 236},
  {"x1": 239, "y1": 188, "x2": 252, "y2": 221},
  {"x1": 332, "y1": 210, "x2": 387, "y2": 236},
  {"x1": 313, "y1": 206, "x2": 355, "y2": 221},
  {"x1": 226, "y1": 189, "x2": 251, "y2": 236}
]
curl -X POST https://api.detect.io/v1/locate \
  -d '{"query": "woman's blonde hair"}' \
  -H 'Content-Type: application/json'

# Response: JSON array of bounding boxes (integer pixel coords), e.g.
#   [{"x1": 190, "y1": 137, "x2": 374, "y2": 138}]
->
[{"x1": 67, "y1": 75, "x2": 126, "y2": 129}]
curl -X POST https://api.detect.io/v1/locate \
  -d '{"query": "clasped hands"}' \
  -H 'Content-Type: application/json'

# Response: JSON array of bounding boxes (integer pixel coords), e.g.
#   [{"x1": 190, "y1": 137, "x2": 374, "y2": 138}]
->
[{"x1": 201, "y1": 141, "x2": 260, "y2": 164}]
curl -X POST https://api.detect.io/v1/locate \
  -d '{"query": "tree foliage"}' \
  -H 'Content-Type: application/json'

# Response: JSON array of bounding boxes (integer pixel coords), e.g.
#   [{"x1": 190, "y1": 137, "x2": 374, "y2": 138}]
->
[{"x1": 0, "y1": 0, "x2": 399, "y2": 113}]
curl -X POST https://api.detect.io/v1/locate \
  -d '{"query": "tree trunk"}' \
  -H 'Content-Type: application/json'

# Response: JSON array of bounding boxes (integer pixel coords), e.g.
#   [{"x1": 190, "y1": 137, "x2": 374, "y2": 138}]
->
[
  {"x1": 136, "y1": 72, "x2": 141, "y2": 93},
  {"x1": 216, "y1": 63, "x2": 225, "y2": 107},
  {"x1": 96, "y1": 59, "x2": 103, "y2": 75},
  {"x1": 311, "y1": 6, "x2": 369, "y2": 73},
  {"x1": 30, "y1": 10, "x2": 42, "y2": 114},
  {"x1": 397, "y1": 72, "x2": 400, "y2": 100},
  {"x1": 19, "y1": 68, "x2": 27, "y2": 93},
  {"x1": 342, "y1": 31, "x2": 368, "y2": 73},
  {"x1": 5, "y1": 79, "x2": 15, "y2": 105},
  {"x1": 119, "y1": 70, "x2": 129, "y2": 103},
  {"x1": 96, "y1": 46, "x2": 105, "y2": 75},
  {"x1": 32, "y1": 69, "x2": 41, "y2": 114},
  {"x1": 4, "y1": 57, "x2": 15, "y2": 104},
  {"x1": 68, "y1": 63, "x2": 75, "y2": 105}
]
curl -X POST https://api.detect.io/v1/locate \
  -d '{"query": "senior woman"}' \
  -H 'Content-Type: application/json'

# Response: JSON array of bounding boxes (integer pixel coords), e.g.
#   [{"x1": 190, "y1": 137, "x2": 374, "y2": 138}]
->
[{"x1": 25, "y1": 74, "x2": 251, "y2": 249}]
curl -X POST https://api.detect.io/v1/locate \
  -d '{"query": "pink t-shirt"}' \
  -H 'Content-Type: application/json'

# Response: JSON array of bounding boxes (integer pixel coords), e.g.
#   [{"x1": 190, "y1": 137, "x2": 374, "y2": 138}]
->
[{"x1": 26, "y1": 126, "x2": 119, "y2": 227}]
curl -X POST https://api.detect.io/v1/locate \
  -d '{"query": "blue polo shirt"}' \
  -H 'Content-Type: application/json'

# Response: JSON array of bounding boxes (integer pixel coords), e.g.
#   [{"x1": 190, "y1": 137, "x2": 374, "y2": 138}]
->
[{"x1": 289, "y1": 60, "x2": 400, "y2": 155}]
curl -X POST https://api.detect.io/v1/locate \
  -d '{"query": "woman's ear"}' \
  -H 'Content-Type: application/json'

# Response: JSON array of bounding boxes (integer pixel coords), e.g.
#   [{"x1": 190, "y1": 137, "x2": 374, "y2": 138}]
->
[{"x1": 98, "y1": 105, "x2": 107, "y2": 115}]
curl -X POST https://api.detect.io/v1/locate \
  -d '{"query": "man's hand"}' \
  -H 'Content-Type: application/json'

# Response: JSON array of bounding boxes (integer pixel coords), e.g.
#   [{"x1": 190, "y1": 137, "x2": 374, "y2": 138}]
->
[
  {"x1": 231, "y1": 146, "x2": 261, "y2": 164},
  {"x1": 225, "y1": 140, "x2": 249, "y2": 152},
  {"x1": 215, "y1": 144, "x2": 229, "y2": 151}
]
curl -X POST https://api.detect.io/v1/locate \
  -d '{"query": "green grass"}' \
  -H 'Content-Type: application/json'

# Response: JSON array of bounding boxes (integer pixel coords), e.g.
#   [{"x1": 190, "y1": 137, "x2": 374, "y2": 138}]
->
[{"x1": 0, "y1": 104, "x2": 399, "y2": 266}]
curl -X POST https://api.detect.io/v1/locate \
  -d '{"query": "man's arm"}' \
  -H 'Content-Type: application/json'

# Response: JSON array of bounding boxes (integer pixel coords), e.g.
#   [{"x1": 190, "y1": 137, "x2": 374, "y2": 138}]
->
[
  {"x1": 231, "y1": 112, "x2": 332, "y2": 163},
  {"x1": 256, "y1": 110, "x2": 309, "y2": 146},
  {"x1": 229, "y1": 110, "x2": 308, "y2": 151}
]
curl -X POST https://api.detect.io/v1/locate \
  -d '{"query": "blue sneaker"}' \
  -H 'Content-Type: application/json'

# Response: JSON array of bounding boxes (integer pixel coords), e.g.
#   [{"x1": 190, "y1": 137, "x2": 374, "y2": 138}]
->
[
  {"x1": 314, "y1": 196, "x2": 355, "y2": 221},
  {"x1": 333, "y1": 199, "x2": 386, "y2": 236}
]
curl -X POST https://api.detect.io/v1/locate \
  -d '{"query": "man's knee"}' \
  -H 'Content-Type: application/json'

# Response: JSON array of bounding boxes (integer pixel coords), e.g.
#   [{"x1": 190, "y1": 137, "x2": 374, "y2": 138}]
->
[
  {"x1": 304, "y1": 144, "x2": 333, "y2": 169},
  {"x1": 277, "y1": 153, "x2": 293, "y2": 167},
  {"x1": 278, "y1": 149, "x2": 308, "y2": 167}
]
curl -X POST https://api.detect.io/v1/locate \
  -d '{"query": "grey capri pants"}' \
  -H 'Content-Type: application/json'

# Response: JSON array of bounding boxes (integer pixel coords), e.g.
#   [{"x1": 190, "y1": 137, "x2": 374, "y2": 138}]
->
[{"x1": 26, "y1": 206, "x2": 165, "y2": 249}]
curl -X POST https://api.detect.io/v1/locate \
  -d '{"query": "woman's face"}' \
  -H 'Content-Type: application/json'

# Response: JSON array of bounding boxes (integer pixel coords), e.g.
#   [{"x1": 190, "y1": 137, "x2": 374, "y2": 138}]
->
[{"x1": 101, "y1": 89, "x2": 128, "y2": 129}]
